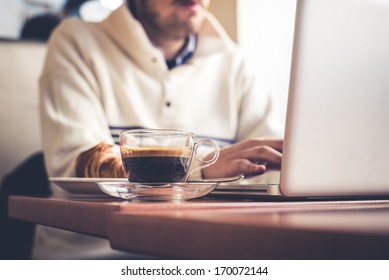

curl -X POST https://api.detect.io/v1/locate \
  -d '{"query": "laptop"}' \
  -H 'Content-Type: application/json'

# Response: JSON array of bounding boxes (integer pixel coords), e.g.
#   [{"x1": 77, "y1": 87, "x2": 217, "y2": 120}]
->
[{"x1": 213, "y1": 0, "x2": 389, "y2": 198}]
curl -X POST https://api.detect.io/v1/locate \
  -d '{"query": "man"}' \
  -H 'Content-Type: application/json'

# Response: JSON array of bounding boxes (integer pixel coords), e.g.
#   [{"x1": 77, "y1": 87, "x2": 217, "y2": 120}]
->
[
  {"x1": 38, "y1": 0, "x2": 282, "y2": 258},
  {"x1": 41, "y1": 0, "x2": 282, "y2": 180}
]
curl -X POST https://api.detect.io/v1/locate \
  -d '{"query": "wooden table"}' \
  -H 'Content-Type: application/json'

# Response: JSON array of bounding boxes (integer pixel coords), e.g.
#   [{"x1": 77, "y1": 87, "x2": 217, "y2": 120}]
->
[{"x1": 8, "y1": 195, "x2": 389, "y2": 259}]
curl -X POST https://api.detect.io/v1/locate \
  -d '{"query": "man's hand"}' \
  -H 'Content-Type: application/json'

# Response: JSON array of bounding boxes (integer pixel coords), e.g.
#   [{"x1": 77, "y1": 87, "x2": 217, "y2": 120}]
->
[{"x1": 201, "y1": 138, "x2": 283, "y2": 178}]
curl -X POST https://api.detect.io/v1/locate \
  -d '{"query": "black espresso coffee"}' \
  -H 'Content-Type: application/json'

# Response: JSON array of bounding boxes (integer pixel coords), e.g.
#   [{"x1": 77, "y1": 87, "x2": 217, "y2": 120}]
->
[{"x1": 121, "y1": 146, "x2": 192, "y2": 183}]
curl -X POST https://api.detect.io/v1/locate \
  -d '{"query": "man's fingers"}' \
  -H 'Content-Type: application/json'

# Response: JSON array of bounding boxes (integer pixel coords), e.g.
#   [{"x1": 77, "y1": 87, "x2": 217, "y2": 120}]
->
[
  {"x1": 239, "y1": 145, "x2": 282, "y2": 166},
  {"x1": 235, "y1": 159, "x2": 267, "y2": 176},
  {"x1": 202, "y1": 158, "x2": 266, "y2": 178}
]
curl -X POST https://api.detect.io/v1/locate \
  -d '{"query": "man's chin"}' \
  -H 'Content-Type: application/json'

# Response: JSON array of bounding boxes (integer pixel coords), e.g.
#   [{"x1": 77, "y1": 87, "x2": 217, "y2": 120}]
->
[{"x1": 182, "y1": 14, "x2": 205, "y2": 31}]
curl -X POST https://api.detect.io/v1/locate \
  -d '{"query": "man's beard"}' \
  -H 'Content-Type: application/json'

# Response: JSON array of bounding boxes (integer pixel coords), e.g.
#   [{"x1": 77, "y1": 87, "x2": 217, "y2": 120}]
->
[{"x1": 138, "y1": 1, "x2": 201, "y2": 40}]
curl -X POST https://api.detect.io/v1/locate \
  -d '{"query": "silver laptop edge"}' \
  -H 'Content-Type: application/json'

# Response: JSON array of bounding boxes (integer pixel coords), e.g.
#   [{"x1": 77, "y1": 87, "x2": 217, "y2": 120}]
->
[{"x1": 213, "y1": 0, "x2": 389, "y2": 198}]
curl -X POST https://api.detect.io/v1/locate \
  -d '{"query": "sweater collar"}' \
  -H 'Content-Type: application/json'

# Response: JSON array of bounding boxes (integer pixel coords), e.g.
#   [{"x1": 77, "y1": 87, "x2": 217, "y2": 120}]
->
[{"x1": 99, "y1": 2, "x2": 235, "y2": 70}]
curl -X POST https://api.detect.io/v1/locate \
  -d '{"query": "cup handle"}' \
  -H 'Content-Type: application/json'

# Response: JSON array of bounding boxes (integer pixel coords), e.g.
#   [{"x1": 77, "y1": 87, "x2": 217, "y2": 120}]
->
[{"x1": 184, "y1": 139, "x2": 220, "y2": 181}]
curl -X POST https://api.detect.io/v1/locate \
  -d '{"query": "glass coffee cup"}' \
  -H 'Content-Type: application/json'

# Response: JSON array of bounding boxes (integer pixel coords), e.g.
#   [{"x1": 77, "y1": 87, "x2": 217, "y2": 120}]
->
[{"x1": 120, "y1": 129, "x2": 220, "y2": 183}]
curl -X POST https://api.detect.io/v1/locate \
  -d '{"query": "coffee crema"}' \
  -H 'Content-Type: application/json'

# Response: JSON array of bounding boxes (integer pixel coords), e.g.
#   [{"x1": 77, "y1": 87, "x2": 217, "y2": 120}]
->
[
  {"x1": 121, "y1": 146, "x2": 192, "y2": 158},
  {"x1": 121, "y1": 146, "x2": 193, "y2": 183}
]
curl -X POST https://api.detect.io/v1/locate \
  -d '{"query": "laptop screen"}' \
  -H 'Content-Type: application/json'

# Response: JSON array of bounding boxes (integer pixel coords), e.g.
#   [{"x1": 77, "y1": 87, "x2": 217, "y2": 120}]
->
[{"x1": 280, "y1": 0, "x2": 389, "y2": 197}]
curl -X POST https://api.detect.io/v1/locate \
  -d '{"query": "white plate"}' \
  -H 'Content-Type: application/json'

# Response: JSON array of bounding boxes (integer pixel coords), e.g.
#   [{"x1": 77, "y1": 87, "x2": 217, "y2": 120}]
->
[
  {"x1": 50, "y1": 177, "x2": 128, "y2": 196},
  {"x1": 50, "y1": 176, "x2": 243, "y2": 200}
]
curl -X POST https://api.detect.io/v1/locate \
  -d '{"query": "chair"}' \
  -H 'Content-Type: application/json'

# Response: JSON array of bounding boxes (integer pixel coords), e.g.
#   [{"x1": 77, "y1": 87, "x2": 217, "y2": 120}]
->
[{"x1": 0, "y1": 40, "x2": 51, "y2": 259}]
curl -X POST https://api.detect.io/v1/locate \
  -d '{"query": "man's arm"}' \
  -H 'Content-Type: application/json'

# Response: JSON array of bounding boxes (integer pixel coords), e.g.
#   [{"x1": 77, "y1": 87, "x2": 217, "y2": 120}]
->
[
  {"x1": 40, "y1": 20, "x2": 115, "y2": 177},
  {"x1": 203, "y1": 52, "x2": 283, "y2": 179}
]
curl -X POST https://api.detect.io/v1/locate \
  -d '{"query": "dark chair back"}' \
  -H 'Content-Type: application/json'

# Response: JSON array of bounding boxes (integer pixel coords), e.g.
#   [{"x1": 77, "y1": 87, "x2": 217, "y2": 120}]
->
[{"x1": 0, "y1": 152, "x2": 51, "y2": 260}]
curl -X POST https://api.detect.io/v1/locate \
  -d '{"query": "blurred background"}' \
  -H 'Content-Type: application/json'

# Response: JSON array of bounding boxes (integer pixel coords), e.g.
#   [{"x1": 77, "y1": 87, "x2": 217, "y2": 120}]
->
[{"x1": 0, "y1": 0, "x2": 296, "y2": 132}]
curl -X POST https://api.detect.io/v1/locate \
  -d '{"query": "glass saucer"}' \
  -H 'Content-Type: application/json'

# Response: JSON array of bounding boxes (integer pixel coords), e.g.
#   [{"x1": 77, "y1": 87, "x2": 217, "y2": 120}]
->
[
  {"x1": 97, "y1": 176, "x2": 243, "y2": 201},
  {"x1": 96, "y1": 181, "x2": 218, "y2": 201}
]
